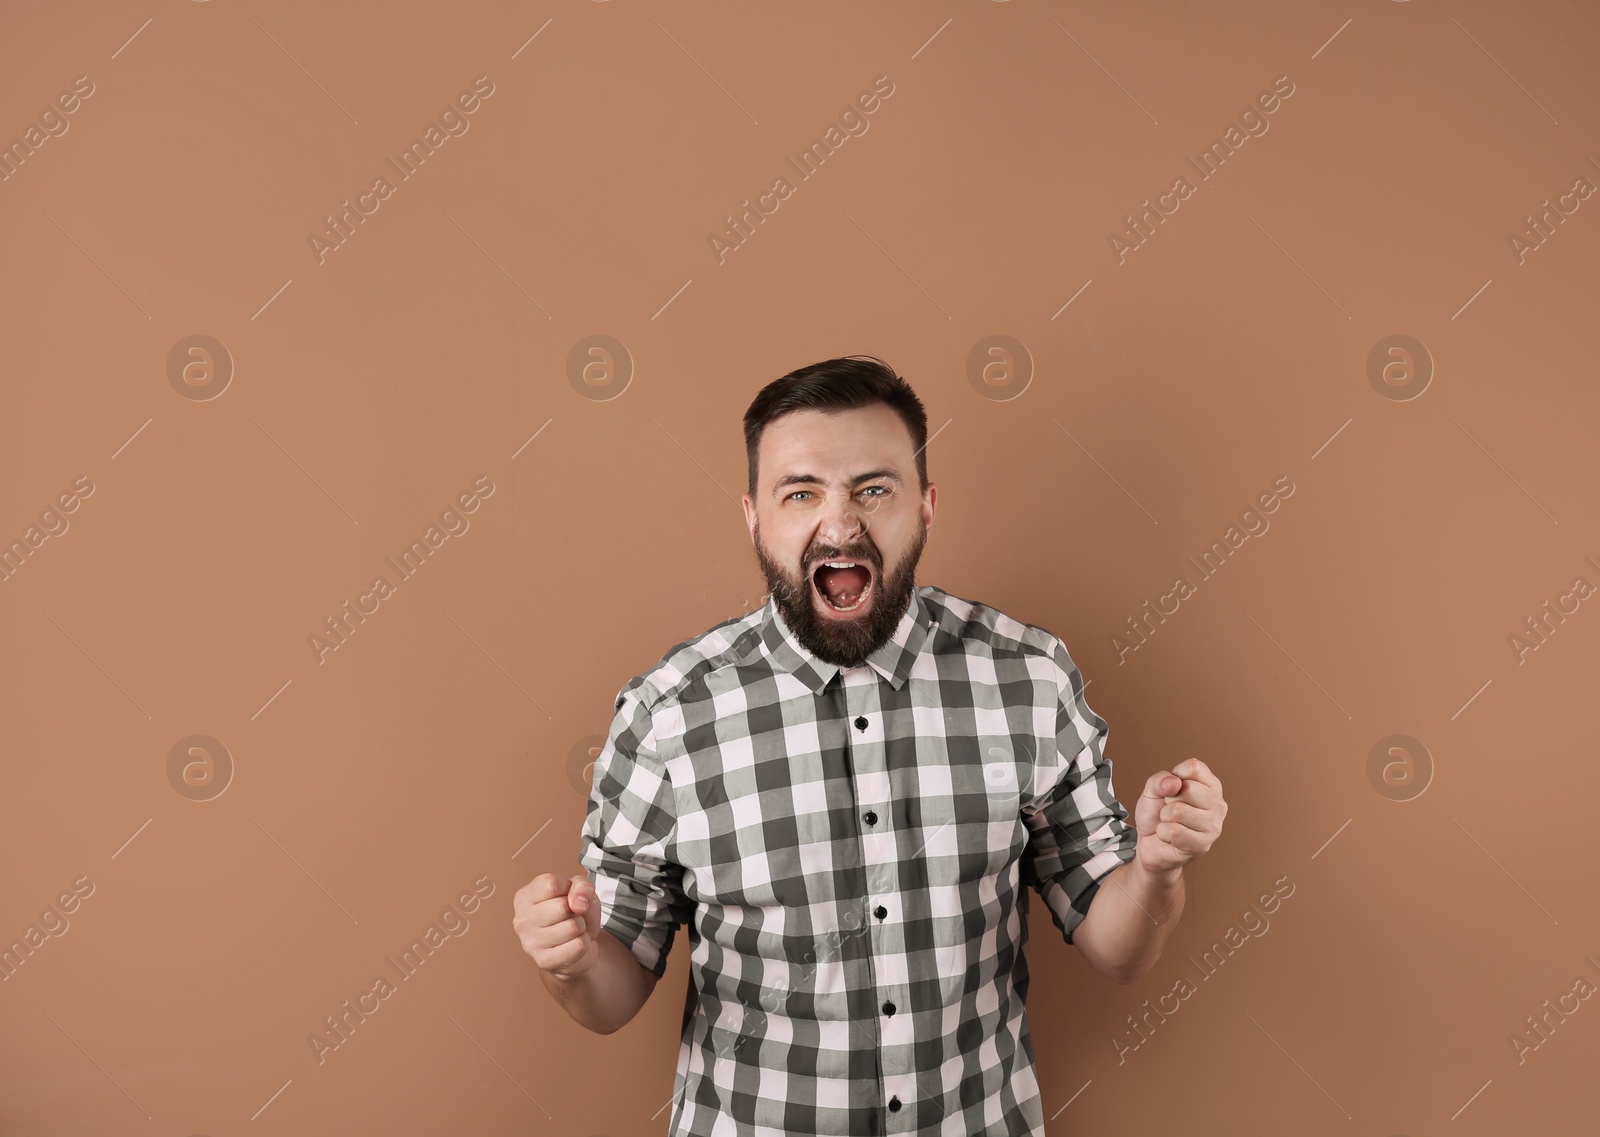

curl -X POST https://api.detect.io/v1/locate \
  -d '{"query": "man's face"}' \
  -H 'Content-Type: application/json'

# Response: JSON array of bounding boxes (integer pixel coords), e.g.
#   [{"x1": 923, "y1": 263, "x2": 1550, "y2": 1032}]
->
[{"x1": 742, "y1": 404, "x2": 936, "y2": 669}]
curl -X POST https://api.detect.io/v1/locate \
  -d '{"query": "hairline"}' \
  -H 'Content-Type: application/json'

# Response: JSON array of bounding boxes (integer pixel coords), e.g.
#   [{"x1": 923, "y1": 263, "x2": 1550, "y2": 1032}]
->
[{"x1": 749, "y1": 410, "x2": 927, "y2": 500}]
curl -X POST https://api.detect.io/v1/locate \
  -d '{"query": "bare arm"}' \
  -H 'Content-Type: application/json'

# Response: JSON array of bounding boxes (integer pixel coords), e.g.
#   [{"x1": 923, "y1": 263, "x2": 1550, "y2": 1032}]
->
[
  {"x1": 1071, "y1": 860, "x2": 1186, "y2": 984},
  {"x1": 1073, "y1": 757, "x2": 1227, "y2": 983},
  {"x1": 515, "y1": 872, "x2": 661, "y2": 1035},
  {"x1": 540, "y1": 926, "x2": 659, "y2": 1034}
]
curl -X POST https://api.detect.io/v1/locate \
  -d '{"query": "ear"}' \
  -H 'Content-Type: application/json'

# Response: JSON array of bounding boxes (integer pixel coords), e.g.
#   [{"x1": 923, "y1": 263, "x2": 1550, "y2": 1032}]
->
[{"x1": 741, "y1": 493, "x2": 757, "y2": 542}]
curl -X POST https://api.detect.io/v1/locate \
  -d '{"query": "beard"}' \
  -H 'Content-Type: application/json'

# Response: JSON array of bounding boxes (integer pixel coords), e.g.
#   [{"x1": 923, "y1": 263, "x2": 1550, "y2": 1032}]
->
[{"x1": 752, "y1": 517, "x2": 928, "y2": 670}]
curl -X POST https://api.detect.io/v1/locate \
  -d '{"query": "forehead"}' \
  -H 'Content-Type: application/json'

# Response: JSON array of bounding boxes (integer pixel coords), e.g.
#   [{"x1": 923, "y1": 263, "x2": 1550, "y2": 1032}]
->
[{"x1": 758, "y1": 404, "x2": 914, "y2": 484}]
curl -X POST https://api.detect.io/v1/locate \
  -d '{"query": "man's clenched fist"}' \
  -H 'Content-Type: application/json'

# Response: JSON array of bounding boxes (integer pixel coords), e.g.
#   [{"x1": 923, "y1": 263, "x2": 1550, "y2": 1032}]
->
[
  {"x1": 514, "y1": 871, "x2": 602, "y2": 979},
  {"x1": 1134, "y1": 757, "x2": 1227, "y2": 877}
]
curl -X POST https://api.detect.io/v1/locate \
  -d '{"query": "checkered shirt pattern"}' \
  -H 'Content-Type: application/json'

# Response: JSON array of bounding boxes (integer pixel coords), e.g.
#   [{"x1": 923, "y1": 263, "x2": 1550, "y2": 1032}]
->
[{"x1": 578, "y1": 584, "x2": 1138, "y2": 1136}]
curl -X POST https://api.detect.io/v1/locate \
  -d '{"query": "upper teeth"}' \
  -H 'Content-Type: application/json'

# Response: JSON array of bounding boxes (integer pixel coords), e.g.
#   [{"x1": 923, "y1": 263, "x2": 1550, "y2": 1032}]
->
[{"x1": 822, "y1": 561, "x2": 858, "y2": 569}]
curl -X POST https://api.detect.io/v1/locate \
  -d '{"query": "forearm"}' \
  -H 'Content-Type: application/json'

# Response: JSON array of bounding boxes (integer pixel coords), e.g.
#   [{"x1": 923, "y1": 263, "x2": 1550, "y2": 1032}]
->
[
  {"x1": 1070, "y1": 859, "x2": 1186, "y2": 984},
  {"x1": 539, "y1": 927, "x2": 657, "y2": 1034}
]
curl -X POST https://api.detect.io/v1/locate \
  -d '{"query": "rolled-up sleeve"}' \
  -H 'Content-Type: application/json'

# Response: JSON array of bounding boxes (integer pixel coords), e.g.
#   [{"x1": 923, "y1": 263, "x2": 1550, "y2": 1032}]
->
[
  {"x1": 1020, "y1": 634, "x2": 1138, "y2": 945},
  {"x1": 577, "y1": 681, "x2": 690, "y2": 978}
]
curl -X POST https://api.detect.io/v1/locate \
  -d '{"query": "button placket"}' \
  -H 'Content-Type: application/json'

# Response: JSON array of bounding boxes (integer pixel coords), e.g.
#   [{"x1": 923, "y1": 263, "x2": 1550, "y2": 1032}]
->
[
  {"x1": 842, "y1": 667, "x2": 919, "y2": 1110},
  {"x1": 843, "y1": 669, "x2": 892, "y2": 929}
]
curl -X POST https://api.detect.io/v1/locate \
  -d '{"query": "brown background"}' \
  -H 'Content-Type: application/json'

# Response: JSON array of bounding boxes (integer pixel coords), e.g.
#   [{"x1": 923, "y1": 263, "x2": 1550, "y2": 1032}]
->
[{"x1": 2, "y1": 0, "x2": 1598, "y2": 1134}]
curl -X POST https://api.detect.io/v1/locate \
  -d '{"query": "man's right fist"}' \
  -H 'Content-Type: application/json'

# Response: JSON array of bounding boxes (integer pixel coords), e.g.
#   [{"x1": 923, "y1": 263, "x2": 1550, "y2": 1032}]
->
[{"x1": 514, "y1": 871, "x2": 602, "y2": 978}]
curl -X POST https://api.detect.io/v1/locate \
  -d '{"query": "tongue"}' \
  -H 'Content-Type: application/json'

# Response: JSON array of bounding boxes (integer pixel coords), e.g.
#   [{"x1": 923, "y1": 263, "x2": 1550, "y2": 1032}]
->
[{"x1": 817, "y1": 564, "x2": 870, "y2": 603}]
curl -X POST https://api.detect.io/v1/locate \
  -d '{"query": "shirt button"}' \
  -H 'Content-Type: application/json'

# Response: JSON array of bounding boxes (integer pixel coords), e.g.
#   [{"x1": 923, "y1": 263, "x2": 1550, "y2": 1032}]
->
[
  {"x1": 882, "y1": 1001, "x2": 895, "y2": 1015},
  {"x1": 854, "y1": 715, "x2": 868, "y2": 731},
  {"x1": 874, "y1": 905, "x2": 887, "y2": 920},
  {"x1": 888, "y1": 1096, "x2": 901, "y2": 1112},
  {"x1": 864, "y1": 810, "x2": 877, "y2": 825}
]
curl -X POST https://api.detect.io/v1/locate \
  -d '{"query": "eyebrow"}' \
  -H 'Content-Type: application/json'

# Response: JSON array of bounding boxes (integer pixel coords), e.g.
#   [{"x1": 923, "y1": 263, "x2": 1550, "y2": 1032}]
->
[{"x1": 772, "y1": 468, "x2": 902, "y2": 498}]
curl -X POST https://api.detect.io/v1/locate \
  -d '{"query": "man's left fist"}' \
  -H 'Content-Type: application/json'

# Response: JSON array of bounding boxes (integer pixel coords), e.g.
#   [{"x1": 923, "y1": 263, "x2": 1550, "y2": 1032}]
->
[{"x1": 1133, "y1": 758, "x2": 1226, "y2": 877}]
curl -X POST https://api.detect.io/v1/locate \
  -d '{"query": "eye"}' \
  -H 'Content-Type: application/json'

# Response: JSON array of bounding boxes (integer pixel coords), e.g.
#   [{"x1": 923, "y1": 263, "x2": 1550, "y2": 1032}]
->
[{"x1": 785, "y1": 486, "x2": 890, "y2": 502}]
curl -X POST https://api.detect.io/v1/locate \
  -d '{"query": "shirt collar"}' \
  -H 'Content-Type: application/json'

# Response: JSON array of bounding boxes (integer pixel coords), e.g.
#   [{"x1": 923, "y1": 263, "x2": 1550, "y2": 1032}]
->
[{"x1": 758, "y1": 586, "x2": 933, "y2": 694}]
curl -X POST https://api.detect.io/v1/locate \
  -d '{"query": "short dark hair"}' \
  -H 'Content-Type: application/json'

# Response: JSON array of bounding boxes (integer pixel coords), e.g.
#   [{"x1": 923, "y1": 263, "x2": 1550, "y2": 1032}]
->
[{"x1": 743, "y1": 355, "x2": 929, "y2": 499}]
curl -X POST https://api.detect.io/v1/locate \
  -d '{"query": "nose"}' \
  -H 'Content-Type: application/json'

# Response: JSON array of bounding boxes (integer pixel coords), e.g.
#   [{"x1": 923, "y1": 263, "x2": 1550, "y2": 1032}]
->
[{"x1": 817, "y1": 501, "x2": 865, "y2": 547}]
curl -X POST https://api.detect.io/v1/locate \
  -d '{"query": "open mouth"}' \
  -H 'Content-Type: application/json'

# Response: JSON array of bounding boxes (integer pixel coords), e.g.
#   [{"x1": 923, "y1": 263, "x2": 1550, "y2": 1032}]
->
[{"x1": 811, "y1": 558, "x2": 874, "y2": 615}]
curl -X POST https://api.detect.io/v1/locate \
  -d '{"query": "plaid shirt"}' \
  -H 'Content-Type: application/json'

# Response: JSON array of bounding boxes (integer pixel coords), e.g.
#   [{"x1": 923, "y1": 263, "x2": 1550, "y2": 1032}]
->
[{"x1": 578, "y1": 584, "x2": 1138, "y2": 1136}]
